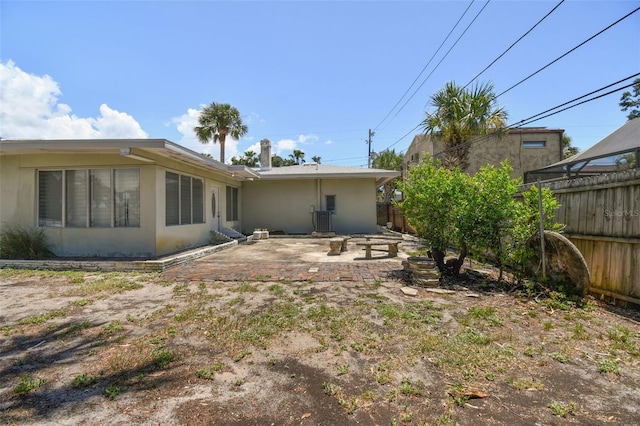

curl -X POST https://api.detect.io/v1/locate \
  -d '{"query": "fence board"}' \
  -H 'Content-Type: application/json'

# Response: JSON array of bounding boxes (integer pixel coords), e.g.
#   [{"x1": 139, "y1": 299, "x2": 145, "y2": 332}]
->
[
  {"x1": 585, "y1": 189, "x2": 596, "y2": 234},
  {"x1": 520, "y1": 169, "x2": 639, "y2": 305},
  {"x1": 593, "y1": 188, "x2": 606, "y2": 236}
]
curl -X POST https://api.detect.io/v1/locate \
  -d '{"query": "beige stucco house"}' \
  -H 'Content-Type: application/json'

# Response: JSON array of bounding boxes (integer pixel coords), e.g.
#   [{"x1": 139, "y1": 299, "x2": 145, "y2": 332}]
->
[
  {"x1": 404, "y1": 127, "x2": 564, "y2": 179},
  {"x1": 0, "y1": 139, "x2": 399, "y2": 258}
]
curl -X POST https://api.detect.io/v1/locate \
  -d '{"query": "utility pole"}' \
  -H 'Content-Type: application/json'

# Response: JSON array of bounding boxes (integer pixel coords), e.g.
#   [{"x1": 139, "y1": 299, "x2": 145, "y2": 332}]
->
[{"x1": 367, "y1": 129, "x2": 375, "y2": 168}]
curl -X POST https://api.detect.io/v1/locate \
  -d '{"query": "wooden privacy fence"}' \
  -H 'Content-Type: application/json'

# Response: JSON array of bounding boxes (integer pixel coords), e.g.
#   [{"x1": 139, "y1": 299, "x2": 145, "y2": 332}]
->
[
  {"x1": 377, "y1": 202, "x2": 410, "y2": 233},
  {"x1": 520, "y1": 169, "x2": 640, "y2": 305}
]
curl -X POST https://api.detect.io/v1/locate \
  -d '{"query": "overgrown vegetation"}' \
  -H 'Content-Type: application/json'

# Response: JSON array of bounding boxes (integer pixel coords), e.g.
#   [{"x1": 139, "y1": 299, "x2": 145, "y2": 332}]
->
[
  {"x1": 0, "y1": 224, "x2": 55, "y2": 259},
  {"x1": 398, "y1": 157, "x2": 562, "y2": 283}
]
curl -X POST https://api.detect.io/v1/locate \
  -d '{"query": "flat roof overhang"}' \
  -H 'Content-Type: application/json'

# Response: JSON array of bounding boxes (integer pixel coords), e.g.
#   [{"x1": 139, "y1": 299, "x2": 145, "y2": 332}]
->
[{"x1": 0, "y1": 139, "x2": 260, "y2": 181}]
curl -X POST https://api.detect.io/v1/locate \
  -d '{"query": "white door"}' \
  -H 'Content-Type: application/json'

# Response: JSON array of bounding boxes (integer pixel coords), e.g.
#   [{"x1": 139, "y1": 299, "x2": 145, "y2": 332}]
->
[{"x1": 210, "y1": 186, "x2": 220, "y2": 231}]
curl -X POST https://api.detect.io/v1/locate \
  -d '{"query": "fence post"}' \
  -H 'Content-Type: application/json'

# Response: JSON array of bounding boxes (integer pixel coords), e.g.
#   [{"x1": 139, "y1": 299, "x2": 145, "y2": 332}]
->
[{"x1": 537, "y1": 179, "x2": 546, "y2": 279}]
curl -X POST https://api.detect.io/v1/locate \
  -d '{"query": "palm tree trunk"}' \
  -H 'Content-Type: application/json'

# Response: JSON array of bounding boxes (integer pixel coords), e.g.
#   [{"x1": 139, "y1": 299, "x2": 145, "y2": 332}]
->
[{"x1": 219, "y1": 134, "x2": 227, "y2": 164}]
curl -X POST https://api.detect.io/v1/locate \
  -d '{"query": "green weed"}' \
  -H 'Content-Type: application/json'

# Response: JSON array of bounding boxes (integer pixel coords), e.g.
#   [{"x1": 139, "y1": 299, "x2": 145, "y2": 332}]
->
[
  {"x1": 337, "y1": 364, "x2": 349, "y2": 376},
  {"x1": 548, "y1": 401, "x2": 576, "y2": 417},
  {"x1": 14, "y1": 375, "x2": 45, "y2": 395},
  {"x1": 399, "y1": 378, "x2": 424, "y2": 396},
  {"x1": 598, "y1": 358, "x2": 621, "y2": 374},
  {"x1": 73, "y1": 373, "x2": 101, "y2": 388},
  {"x1": 19, "y1": 310, "x2": 66, "y2": 325},
  {"x1": 102, "y1": 320, "x2": 124, "y2": 335},
  {"x1": 152, "y1": 348, "x2": 175, "y2": 369},
  {"x1": 105, "y1": 384, "x2": 125, "y2": 399},
  {"x1": 550, "y1": 352, "x2": 571, "y2": 363}
]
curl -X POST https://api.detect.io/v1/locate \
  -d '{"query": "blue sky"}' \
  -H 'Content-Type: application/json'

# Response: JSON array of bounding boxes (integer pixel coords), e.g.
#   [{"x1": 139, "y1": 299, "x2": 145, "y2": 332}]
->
[{"x1": 1, "y1": 0, "x2": 638, "y2": 166}]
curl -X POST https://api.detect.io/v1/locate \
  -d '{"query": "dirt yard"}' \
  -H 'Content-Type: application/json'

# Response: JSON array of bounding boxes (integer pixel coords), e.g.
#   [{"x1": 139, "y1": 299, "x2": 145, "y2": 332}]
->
[{"x1": 1, "y1": 238, "x2": 639, "y2": 425}]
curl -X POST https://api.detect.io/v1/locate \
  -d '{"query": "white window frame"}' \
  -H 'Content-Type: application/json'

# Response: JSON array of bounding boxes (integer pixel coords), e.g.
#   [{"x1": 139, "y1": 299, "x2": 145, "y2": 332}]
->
[
  {"x1": 37, "y1": 168, "x2": 140, "y2": 228},
  {"x1": 165, "y1": 171, "x2": 205, "y2": 226}
]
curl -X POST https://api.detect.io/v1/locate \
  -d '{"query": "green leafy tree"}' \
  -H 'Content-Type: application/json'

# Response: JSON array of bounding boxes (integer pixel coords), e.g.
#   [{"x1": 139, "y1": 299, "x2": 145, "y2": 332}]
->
[
  {"x1": 194, "y1": 102, "x2": 248, "y2": 164},
  {"x1": 398, "y1": 158, "x2": 520, "y2": 277},
  {"x1": 563, "y1": 135, "x2": 579, "y2": 159},
  {"x1": 372, "y1": 149, "x2": 404, "y2": 203},
  {"x1": 507, "y1": 186, "x2": 562, "y2": 278},
  {"x1": 463, "y1": 161, "x2": 519, "y2": 279},
  {"x1": 231, "y1": 150, "x2": 260, "y2": 167},
  {"x1": 289, "y1": 149, "x2": 305, "y2": 165},
  {"x1": 421, "y1": 81, "x2": 508, "y2": 171},
  {"x1": 311, "y1": 155, "x2": 322, "y2": 164},
  {"x1": 271, "y1": 154, "x2": 295, "y2": 167},
  {"x1": 619, "y1": 77, "x2": 640, "y2": 120},
  {"x1": 398, "y1": 158, "x2": 472, "y2": 276},
  {"x1": 615, "y1": 153, "x2": 636, "y2": 170}
]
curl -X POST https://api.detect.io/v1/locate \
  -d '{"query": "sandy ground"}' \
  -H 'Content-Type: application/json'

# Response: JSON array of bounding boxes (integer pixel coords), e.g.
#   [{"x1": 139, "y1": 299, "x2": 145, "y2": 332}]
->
[{"x1": 1, "y1": 238, "x2": 639, "y2": 425}]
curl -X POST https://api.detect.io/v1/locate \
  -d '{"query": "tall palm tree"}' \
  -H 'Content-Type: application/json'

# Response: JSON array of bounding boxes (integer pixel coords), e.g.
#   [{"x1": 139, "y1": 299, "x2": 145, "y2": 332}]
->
[
  {"x1": 311, "y1": 155, "x2": 322, "y2": 164},
  {"x1": 372, "y1": 149, "x2": 404, "y2": 203},
  {"x1": 289, "y1": 149, "x2": 305, "y2": 165},
  {"x1": 421, "y1": 81, "x2": 507, "y2": 171},
  {"x1": 230, "y1": 150, "x2": 259, "y2": 167},
  {"x1": 194, "y1": 102, "x2": 248, "y2": 164}
]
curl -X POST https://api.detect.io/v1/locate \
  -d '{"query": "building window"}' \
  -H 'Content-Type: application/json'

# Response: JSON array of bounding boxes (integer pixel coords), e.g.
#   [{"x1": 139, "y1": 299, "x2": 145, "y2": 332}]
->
[
  {"x1": 38, "y1": 171, "x2": 63, "y2": 227},
  {"x1": 226, "y1": 186, "x2": 239, "y2": 221},
  {"x1": 523, "y1": 141, "x2": 546, "y2": 148},
  {"x1": 38, "y1": 169, "x2": 140, "y2": 228},
  {"x1": 192, "y1": 179, "x2": 204, "y2": 224},
  {"x1": 326, "y1": 195, "x2": 336, "y2": 213},
  {"x1": 90, "y1": 169, "x2": 111, "y2": 227},
  {"x1": 114, "y1": 169, "x2": 141, "y2": 227},
  {"x1": 165, "y1": 172, "x2": 204, "y2": 226},
  {"x1": 165, "y1": 172, "x2": 180, "y2": 226}
]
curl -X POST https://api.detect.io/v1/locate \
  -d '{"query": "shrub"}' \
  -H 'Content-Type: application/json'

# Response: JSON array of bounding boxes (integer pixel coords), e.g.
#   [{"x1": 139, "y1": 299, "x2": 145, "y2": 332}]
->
[
  {"x1": 506, "y1": 186, "x2": 562, "y2": 278},
  {"x1": 397, "y1": 158, "x2": 517, "y2": 277},
  {"x1": 0, "y1": 224, "x2": 55, "y2": 259}
]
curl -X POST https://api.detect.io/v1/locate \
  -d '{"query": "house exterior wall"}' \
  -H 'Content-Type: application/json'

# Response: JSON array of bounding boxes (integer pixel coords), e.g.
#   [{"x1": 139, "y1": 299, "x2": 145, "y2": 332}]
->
[
  {"x1": 0, "y1": 152, "x2": 235, "y2": 258},
  {"x1": 241, "y1": 178, "x2": 378, "y2": 235},
  {"x1": 0, "y1": 153, "x2": 157, "y2": 257},
  {"x1": 404, "y1": 129, "x2": 564, "y2": 180},
  {"x1": 152, "y1": 158, "x2": 237, "y2": 257}
]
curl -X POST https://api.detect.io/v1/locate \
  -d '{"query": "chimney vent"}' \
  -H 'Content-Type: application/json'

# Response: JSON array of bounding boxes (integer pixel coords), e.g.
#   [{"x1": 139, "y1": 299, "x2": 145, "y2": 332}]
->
[{"x1": 260, "y1": 139, "x2": 272, "y2": 170}]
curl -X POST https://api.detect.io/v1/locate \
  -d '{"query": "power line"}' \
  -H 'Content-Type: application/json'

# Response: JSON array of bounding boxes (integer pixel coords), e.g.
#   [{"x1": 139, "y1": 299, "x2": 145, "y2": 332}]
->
[
  {"x1": 373, "y1": 0, "x2": 477, "y2": 131},
  {"x1": 383, "y1": 123, "x2": 423, "y2": 151},
  {"x1": 432, "y1": 75, "x2": 639, "y2": 157},
  {"x1": 463, "y1": 0, "x2": 565, "y2": 89},
  {"x1": 496, "y1": 6, "x2": 640, "y2": 99},
  {"x1": 511, "y1": 72, "x2": 640, "y2": 127},
  {"x1": 515, "y1": 80, "x2": 639, "y2": 128},
  {"x1": 413, "y1": 1, "x2": 493, "y2": 111}
]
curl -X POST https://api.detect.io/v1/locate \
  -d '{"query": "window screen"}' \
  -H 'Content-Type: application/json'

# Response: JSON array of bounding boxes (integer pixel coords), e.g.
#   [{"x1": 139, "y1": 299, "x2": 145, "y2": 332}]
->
[
  {"x1": 326, "y1": 195, "x2": 336, "y2": 212},
  {"x1": 38, "y1": 171, "x2": 63, "y2": 227},
  {"x1": 114, "y1": 169, "x2": 140, "y2": 227},
  {"x1": 226, "y1": 186, "x2": 239, "y2": 221},
  {"x1": 165, "y1": 172, "x2": 180, "y2": 226},
  {"x1": 192, "y1": 179, "x2": 204, "y2": 224},
  {"x1": 65, "y1": 170, "x2": 87, "y2": 227}
]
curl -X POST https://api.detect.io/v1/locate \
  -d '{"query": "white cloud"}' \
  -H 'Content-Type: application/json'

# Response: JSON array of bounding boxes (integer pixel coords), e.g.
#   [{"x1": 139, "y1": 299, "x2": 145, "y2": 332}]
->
[
  {"x1": 267, "y1": 133, "x2": 320, "y2": 157},
  {"x1": 0, "y1": 60, "x2": 147, "y2": 139},
  {"x1": 274, "y1": 139, "x2": 297, "y2": 153},
  {"x1": 297, "y1": 133, "x2": 319, "y2": 144}
]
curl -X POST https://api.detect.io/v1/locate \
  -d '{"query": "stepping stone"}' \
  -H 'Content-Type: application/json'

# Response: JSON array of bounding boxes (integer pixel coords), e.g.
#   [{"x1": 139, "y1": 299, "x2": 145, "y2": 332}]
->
[{"x1": 401, "y1": 286, "x2": 419, "y2": 296}]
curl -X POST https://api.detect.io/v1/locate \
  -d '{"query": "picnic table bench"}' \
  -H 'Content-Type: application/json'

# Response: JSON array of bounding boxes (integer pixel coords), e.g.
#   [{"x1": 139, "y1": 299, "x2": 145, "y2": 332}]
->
[
  {"x1": 355, "y1": 239, "x2": 401, "y2": 259},
  {"x1": 328, "y1": 236, "x2": 351, "y2": 255}
]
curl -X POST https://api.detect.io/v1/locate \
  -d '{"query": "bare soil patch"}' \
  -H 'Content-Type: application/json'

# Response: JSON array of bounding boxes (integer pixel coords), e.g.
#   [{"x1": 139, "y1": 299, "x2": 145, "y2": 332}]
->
[{"x1": 1, "y1": 239, "x2": 639, "y2": 425}]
